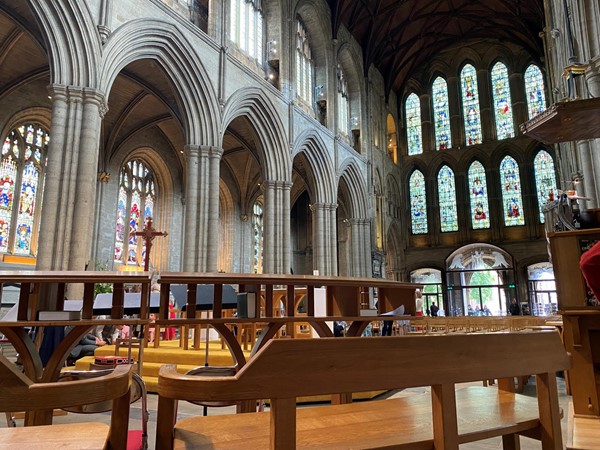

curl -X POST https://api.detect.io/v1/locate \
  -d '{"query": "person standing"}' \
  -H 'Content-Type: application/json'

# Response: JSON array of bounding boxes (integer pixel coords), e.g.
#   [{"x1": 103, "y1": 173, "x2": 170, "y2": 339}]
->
[
  {"x1": 509, "y1": 298, "x2": 521, "y2": 316},
  {"x1": 429, "y1": 301, "x2": 439, "y2": 317}
]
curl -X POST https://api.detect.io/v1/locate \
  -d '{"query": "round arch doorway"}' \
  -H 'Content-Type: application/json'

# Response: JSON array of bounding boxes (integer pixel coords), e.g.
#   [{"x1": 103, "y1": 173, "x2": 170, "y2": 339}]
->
[{"x1": 445, "y1": 244, "x2": 517, "y2": 316}]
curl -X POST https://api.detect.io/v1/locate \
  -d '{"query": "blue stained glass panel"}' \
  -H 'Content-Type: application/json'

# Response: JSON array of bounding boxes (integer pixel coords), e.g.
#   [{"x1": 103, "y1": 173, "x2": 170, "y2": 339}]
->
[
  {"x1": 524, "y1": 65, "x2": 546, "y2": 119},
  {"x1": 437, "y1": 165, "x2": 458, "y2": 232},
  {"x1": 500, "y1": 156, "x2": 525, "y2": 226},
  {"x1": 432, "y1": 77, "x2": 451, "y2": 150},
  {"x1": 405, "y1": 93, "x2": 422, "y2": 155},
  {"x1": 533, "y1": 150, "x2": 558, "y2": 223},
  {"x1": 491, "y1": 62, "x2": 514, "y2": 139},
  {"x1": 410, "y1": 170, "x2": 428, "y2": 234},
  {"x1": 460, "y1": 64, "x2": 482, "y2": 145},
  {"x1": 468, "y1": 160, "x2": 490, "y2": 229}
]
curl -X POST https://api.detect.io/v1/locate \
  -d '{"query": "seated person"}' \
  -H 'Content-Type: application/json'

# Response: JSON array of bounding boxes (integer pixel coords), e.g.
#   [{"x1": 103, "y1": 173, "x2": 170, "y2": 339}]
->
[
  {"x1": 66, "y1": 326, "x2": 105, "y2": 365},
  {"x1": 580, "y1": 241, "x2": 600, "y2": 303}
]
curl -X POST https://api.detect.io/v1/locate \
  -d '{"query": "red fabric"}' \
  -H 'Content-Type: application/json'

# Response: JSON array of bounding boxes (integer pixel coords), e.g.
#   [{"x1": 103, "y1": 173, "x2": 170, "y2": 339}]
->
[
  {"x1": 126, "y1": 430, "x2": 144, "y2": 450},
  {"x1": 580, "y1": 241, "x2": 600, "y2": 300}
]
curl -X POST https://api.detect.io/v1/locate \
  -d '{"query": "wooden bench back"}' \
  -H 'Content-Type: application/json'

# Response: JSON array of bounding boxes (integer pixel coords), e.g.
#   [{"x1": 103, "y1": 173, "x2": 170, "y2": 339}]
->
[
  {"x1": 158, "y1": 331, "x2": 569, "y2": 403},
  {"x1": 0, "y1": 355, "x2": 133, "y2": 449}
]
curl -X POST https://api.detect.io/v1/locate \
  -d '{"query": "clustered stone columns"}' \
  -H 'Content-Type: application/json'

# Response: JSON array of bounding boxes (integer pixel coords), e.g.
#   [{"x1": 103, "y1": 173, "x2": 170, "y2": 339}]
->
[
  {"x1": 579, "y1": 57, "x2": 600, "y2": 207},
  {"x1": 37, "y1": 85, "x2": 106, "y2": 276},
  {"x1": 262, "y1": 180, "x2": 291, "y2": 274},
  {"x1": 182, "y1": 144, "x2": 222, "y2": 272},
  {"x1": 348, "y1": 218, "x2": 371, "y2": 277},
  {"x1": 311, "y1": 202, "x2": 338, "y2": 276}
]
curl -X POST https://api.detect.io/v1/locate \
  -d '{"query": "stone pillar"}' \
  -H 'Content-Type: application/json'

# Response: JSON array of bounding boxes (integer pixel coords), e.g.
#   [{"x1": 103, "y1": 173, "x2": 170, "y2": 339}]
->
[
  {"x1": 576, "y1": 140, "x2": 597, "y2": 207},
  {"x1": 312, "y1": 202, "x2": 339, "y2": 275},
  {"x1": 350, "y1": 219, "x2": 361, "y2": 276},
  {"x1": 420, "y1": 94, "x2": 433, "y2": 152},
  {"x1": 328, "y1": 203, "x2": 338, "y2": 276},
  {"x1": 476, "y1": 68, "x2": 493, "y2": 141},
  {"x1": 37, "y1": 85, "x2": 106, "y2": 276},
  {"x1": 361, "y1": 219, "x2": 372, "y2": 277},
  {"x1": 182, "y1": 145, "x2": 199, "y2": 271},
  {"x1": 447, "y1": 76, "x2": 462, "y2": 148},
  {"x1": 206, "y1": 146, "x2": 223, "y2": 271},
  {"x1": 509, "y1": 72, "x2": 526, "y2": 134},
  {"x1": 262, "y1": 180, "x2": 291, "y2": 274},
  {"x1": 97, "y1": 0, "x2": 112, "y2": 42}
]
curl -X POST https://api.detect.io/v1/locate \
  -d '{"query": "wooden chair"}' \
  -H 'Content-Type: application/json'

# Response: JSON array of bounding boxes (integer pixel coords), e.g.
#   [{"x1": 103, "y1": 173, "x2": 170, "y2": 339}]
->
[
  {"x1": 58, "y1": 367, "x2": 148, "y2": 449},
  {"x1": 0, "y1": 354, "x2": 133, "y2": 449}
]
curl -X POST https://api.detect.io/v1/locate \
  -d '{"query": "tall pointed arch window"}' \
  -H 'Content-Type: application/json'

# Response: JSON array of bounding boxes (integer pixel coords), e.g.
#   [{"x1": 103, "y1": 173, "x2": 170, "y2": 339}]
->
[
  {"x1": 533, "y1": 150, "x2": 558, "y2": 223},
  {"x1": 437, "y1": 165, "x2": 458, "y2": 232},
  {"x1": 500, "y1": 156, "x2": 525, "y2": 226},
  {"x1": 460, "y1": 64, "x2": 482, "y2": 145},
  {"x1": 432, "y1": 77, "x2": 451, "y2": 150},
  {"x1": 114, "y1": 160, "x2": 157, "y2": 266},
  {"x1": 524, "y1": 65, "x2": 546, "y2": 119},
  {"x1": 337, "y1": 64, "x2": 349, "y2": 135},
  {"x1": 491, "y1": 62, "x2": 514, "y2": 139},
  {"x1": 468, "y1": 160, "x2": 490, "y2": 229},
  {"x1": 296, "y1": 19, "x2": 314, "y2": 105},
  {"x1": 0, "y1": 124, "x2": 49, "y2": 256},
  {"x1": 405, "y1": 93, "x2": 422, "y2": 155},
  {"x1": 409, "y1": 170, "x2": 427, "y2": 235},
  {"x1": 252, "y1": 199, "x2": 264, "y2": 273},
  {"x1": 229, "y1": 0, "x2": 263, "y2": 61}
]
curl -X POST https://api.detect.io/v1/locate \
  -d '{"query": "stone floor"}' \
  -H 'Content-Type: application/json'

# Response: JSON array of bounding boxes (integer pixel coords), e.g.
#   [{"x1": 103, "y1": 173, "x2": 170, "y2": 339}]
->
[{"x1": 1, "y1": 342, "x2": 570, "y2": 449}]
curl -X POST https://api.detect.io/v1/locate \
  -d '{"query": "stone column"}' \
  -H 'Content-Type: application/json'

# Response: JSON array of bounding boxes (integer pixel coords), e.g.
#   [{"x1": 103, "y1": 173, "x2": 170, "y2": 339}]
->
[
  {"x1": 182, "y1": 145, "x2": 199, "y2": 271},
  {"x1": 37, "y1": 85, "x2": 106, "y2": 276},
  {"x1": 447, "y1": 76, "x2": 462, "y2": 148},
  {"x1": 420, "y1": 94, "x2": 433, "y2": 152},
  {"x1": 206, "y1": 146, "x2": 223, "y2": 271},
  {"x1": 328, "y1": 203, "x2": 338, "y2": 276},
  {"x1": 350, "y1": 219, "x2": 361, "y2": 276},
  {"x1": 97, "y1": 0, "x2": 112, "y2": 42},
  {"x1": 509, "y1": 72, "x2": 526, "y2": 134},
  {"x1": 312, "y1": 203, "x2": 327, "y2": 275},
  {"x1": 477, "y1": 68, "x2": 493, "y2": 141},
  {"x1": 262, "y1": 180, "x2": 291, "y2": 274}
]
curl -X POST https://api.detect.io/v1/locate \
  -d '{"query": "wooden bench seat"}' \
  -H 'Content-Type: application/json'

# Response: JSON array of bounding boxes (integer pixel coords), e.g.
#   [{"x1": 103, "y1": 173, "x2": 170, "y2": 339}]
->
[
  {"x1": 170, "y1": 387, "x2": 544, "y2": 449},
  {"x1": 0, "y1": 422, "x2": 110, "y2": 449},
  {"x1": 156, "y1": 332, "x2": 570, "y2": 450}
]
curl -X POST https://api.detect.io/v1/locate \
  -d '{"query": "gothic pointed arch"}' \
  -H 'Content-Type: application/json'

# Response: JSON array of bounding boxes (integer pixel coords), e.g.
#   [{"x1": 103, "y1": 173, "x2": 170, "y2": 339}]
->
[
  {"x1": 222, "y1": 87, "x2": 290, "y2": 181},
  {"x1": 337, "y1": 159, "x2": 368, "y2": 218},
  {"x1": 100, "y1": 19, "x2": 220, "y2": 146},
  {"x1": 27, "y1": 0, "x2": 101, "y2": 86},
  {"x1": 292, "y1": 130, "x2": 336, "y2": 204}
]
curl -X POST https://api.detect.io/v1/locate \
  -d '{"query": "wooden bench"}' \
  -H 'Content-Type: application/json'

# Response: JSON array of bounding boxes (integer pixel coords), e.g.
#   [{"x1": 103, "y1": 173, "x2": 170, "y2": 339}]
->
[
  {"x1": 0, "y1": 354, "x2": 133, "y2": 449},
  {"x1": 155, "y1": 331, "x2": 569, "y2": 450}
]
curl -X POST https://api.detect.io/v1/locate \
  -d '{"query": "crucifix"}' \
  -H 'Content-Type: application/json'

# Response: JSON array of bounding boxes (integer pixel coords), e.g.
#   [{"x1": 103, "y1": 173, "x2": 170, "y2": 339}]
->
[{"x1": 133, "y1": 216, "x2": 168, "y2": 271}]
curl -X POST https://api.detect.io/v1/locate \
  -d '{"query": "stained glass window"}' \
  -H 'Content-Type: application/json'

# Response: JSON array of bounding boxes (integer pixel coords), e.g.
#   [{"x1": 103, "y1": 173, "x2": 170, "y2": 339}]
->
[
  {"x1": 500, "y1": 156, "x2": 525, "y2": 226},
  {"x1": 468, "y1": 160, "x2": 490, "y2": 229},
  {"x1": 0, "y1": 124, "x2": 49, "y2": 256},
  {"x1": 409, "y1": 170, "x2": 427, "y2": 234},
  {"x1": 252, "y1": 200, "x2": 264, "y2": 273},
  {"x1": 437, "y1": 165, "x2": 458, "y2": 232},
  {"x1": 296, "y1": 19, "x2": 313, "y2": 105},
  {"x1": 337, "y1": 65, "x2": 349, "y2": 135},
  {"x1": 405, "y1": 93, "x2": 422, "y2": 155},
  {"x1": 491, "y1": 62, "x2": 514, "y2": 139},
  {"x1": 229, "y1": 0, "x2": 263, "y2": 61},
  {"x1": 533, "y1": 150, "x2": 558, "y2": 223},
  {"x1": 460, "y1": 64, "x2": 482, "y2": 145},
  {"x1": 524, "y1": 65, "x2": 546, "y2": 119},
  {"x1": 432, "y1": 77, "x2": 451, "y2": 150},
  {"x1": 114, "y1": 159, "x2": 156, "y2": 266}
]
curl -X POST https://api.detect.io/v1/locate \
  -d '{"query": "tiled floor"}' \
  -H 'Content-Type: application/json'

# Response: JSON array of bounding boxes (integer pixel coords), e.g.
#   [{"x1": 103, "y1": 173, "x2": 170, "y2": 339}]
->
[{"x1": 1, "y1": 342, "x2": 570, "y2": 449}]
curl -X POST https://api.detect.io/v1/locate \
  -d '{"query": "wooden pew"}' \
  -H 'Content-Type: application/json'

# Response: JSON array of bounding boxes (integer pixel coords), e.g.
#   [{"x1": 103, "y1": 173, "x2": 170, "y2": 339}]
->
[
  {"x1": 0, "y1": 354, "x2": 133, "y2": 449},
  {"x1": 156, "y1": 331, "x2": 569, "y2": 450}
]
